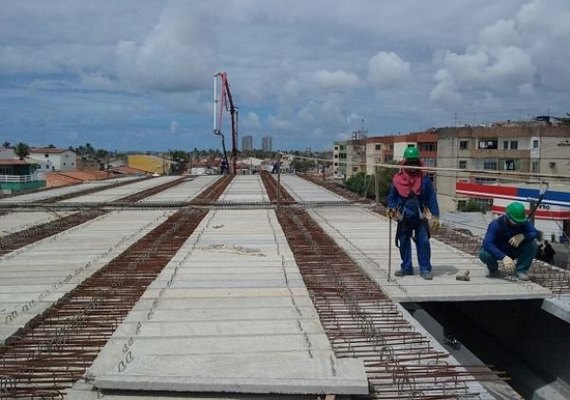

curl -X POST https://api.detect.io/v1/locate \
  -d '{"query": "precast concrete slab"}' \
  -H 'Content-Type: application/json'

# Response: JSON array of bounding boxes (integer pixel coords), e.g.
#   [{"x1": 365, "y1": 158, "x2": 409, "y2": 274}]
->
[
  {"x1": 542, "y1": 294, "x2": 570, "y2": 323},
  {"x1": 280, "y1": 174, "x2": 348, "y2": 203},
  {"x1": 0, "y1": 176, "x2": 139, "y2": 204},
  {"x1": 88, "y1": 209, "x2": 368, "y2": 395},
  {"x1": 60, "y1": 176, "x2": 181, "y2": 203},
  {"x1": 141, "y1": 175, "x2": 221, "y2": 202},
  {"x1": 308, "y1": 206, "x2": 552, "y2": 303},
  {"x1": 66, "y1": 380, "x2": 339, "y2": 400},
  {"x1": 0, "y1": 211, "x2": 74, "y2": 236},
  {"x1": 219, "y1": 175, "x2": 269, "y2": 203},
  {"x1": 0, "y1": 210, "x2": 174, "y2": 344}
]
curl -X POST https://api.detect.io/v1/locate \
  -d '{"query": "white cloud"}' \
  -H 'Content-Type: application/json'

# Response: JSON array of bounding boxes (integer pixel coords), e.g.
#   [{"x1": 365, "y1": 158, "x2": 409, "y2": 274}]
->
[
  {"x1": 367, "y1": 51, "x2": 411, "y2": 89},
  {"x1": 314, "y1": 69, "x2": 360, "y2": 90},
  {"x1": 244, "y1": 111, "x2": 261, "y2": 128},
  {"x1": 430, "y1": 69, "x2": 461, "y2": 104},
  {"x1": 115, "y1": 3, "x2": 216, "y2": 92}
]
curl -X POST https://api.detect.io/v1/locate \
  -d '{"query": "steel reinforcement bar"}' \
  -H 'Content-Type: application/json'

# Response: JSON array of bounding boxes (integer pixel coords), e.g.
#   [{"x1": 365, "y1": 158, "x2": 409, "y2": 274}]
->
[
  {"x1": 259, "y1": 171, "x2": 297, "y2": 204},
  {"x1": 276, "y1": 208, "x2": 505, "y2": 399},
  {"x1": 0, "y1": 175, "x2": 233, "y2": 398},
  {"x1": 299, "y1": 174, "x2": 570, "y2": 294},
  {"x1": 0, "y1": 207, "x2": 209, "y2": 399},
  {"x1": 0, "y1": 209, "x2": 106, "y2": 257},
  {"x1": 36, "y1": 176, "x2": 149, "y2": 204},
  {"x1": 190, "y1": 175, "x2": 234, "y2": 205},
  {"x1": 114, "y1": 176, "x2": 187, "y2": 203}
]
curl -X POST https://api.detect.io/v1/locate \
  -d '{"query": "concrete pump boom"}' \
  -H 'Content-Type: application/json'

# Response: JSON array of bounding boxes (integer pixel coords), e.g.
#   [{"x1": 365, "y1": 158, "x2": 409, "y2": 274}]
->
[{"x1": 213, "y1": 72, "x2": 238, "y2": 174}]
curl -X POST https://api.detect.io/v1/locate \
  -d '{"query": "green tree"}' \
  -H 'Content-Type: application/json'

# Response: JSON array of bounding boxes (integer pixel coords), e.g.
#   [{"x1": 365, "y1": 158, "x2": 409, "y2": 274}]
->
[
  {"x1": 14, "y1": 142, "x2": 30, "y2": 160},
  {"x1": 459, "y1": 199, "x2": 483, "y2": 212},
  {"x1": 2, "y1": 141, "x2": 11, "y2": 149},
  {"x1": 290, "y1": 158, "x2": 314, "y2": 173}
]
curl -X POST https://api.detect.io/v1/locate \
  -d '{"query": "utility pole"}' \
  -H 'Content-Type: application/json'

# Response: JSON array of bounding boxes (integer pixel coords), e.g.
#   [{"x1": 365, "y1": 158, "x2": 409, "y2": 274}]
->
[
  {"x1": 375, "y1": 166, "x2": 380, "y2": 204},
  {"x1": 276, "y1": 154, "x2": 281, "y2": 210}
]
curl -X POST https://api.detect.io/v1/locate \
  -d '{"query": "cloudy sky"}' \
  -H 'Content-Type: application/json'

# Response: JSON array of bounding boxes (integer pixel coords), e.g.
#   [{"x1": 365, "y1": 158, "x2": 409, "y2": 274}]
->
[{"x1": 1, "y1": 0, "x2": 569, "y2": 152}]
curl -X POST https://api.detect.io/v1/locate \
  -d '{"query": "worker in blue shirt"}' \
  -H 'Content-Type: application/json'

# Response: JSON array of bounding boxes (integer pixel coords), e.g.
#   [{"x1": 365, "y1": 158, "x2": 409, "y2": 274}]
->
[
  {"x1": 387, "y1": 147, "x2": 440, "y2": 280},
  {"x1": 479, "y1": 201, "x2": 540, "y2": 281}
]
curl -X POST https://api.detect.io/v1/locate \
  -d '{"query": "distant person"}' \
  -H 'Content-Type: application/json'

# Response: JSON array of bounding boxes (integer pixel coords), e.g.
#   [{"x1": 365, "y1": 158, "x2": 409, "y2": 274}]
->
[
  {"x1": 220, "y1": 158, "x2": 229, "y2": 174},
  {"x1": 542, "y1": 240, "x2": 555, "y2": 264},
  {"x1": 386, "y1": 147, "x2": 439, "y2": 280},
  {"x1": 271, "y1": 161, "x2": 280, "y2": 174},
  {"x1": 479, "y1": 202, "x2": 540, "y2": 281}
]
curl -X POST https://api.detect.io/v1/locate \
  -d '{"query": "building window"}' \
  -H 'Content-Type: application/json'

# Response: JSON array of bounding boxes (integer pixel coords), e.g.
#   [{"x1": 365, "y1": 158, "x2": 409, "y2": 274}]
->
[
  {"x1": 334, "y1": 154, "x2": 338, "y2": 158},
  {"x1": 389, "y1": 144, "x2": 394, "y2": 150},
  {"x1": 531, "y1": 160, "x2": 539, "y2": 172},
  {"x1": 45, "y1": 154, "x2": 49, "y2": 158},
  {"x1": 423, "y1": 158, "x2": 436, "y2": 167},
  {"x1": 458, "y1": 160, "x2": 467, "y2": 169},
  {"x1": 533, "y1": 139, "x2": 539, "y2": 149},
  {"x1": 503, "y1": 141, "x2": 509, "y2": 150},
  {"x1": 384, "y1": 154, "x2": 393, "y2": 162},
  {"x1": 352, "y1": 167, "x2": 358, "y2": 172},
  {"x1": 510, "y1": 141, "x2": 518, "y2": 150},
  {"x1": 419, "y1": 143, "x2": 436, "y2": 152},
  {"x1": 483, "y1": 159, "x2": 497, "y2": 170},
  {"x1": 459, "y1": 140, "x2": 469, "y2": 150},
  {"x1": 63, "y1": 163, "x2": 66, "y2": 166},
  {"x1": 375, "y1": 144, "x2": 381, "y2": 150},
  {"x1": 478, "y1": 139, "x2": 498, "y2": 149},
  {"x1": 504, "y1": 159, "x2": 516, "y2": 170},
  {"x1": 334, "y1": 146, "x2": 339, "y2": 151},
  {"x1": 333, "y1": 162, "x2": 338, "y2": 167}
]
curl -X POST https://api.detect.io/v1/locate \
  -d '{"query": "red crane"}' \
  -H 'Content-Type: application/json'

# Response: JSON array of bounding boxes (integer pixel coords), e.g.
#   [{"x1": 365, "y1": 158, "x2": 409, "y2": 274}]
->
[{"x1": 213, "y1": 72, "x2": 238, "y2": 174}]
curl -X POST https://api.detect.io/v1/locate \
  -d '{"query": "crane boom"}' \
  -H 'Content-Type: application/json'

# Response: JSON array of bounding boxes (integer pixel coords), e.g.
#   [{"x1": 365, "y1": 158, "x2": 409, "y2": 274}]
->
[{"x1": 213, "y1": 72, "x2": 238, "y2": 174}]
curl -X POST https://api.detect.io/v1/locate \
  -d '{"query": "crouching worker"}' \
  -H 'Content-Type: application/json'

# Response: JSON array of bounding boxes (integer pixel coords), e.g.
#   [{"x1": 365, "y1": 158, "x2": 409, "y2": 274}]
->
[
  {"x1": 479, "y1": 201, "x2": 539, "y2": 281},
  {"x1": 387, "y1": 147, "x2": 439, "y2": 280}
]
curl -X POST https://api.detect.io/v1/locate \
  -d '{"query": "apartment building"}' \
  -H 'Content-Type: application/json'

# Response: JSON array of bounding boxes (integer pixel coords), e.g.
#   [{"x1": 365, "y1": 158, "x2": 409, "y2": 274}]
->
[
  {"x1": 436, "y1": 124, "x2": 570, "y2": 210},
  {"x1": 242, "y1": 135, "x2": 253, "y2": 152},
  {"x1": 332, "y1": 141, "x2": 347, "y2": 177},
  {"x1": 262, "y1": 136, "x2": 272, "y2": 152}
]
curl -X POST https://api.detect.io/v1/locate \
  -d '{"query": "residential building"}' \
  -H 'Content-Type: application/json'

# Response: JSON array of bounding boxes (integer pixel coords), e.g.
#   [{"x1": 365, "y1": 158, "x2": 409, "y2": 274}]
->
[
  {"x1": 332, "y1": 141, "x2": 347, "y2": 177},
  {"x1": 242, "y1": 135, "x2": 253, "y2": 152},
  {"x1": 262, "y1": 136, "x2": 272, "y2": 152},
  {"x1": 436, "y1": 124, "x2": 570, "y2": 212},
  {"x1": 28, "y1": 147, "x2": 77, "y2": 172},
  {"x1": 365, "y1": 136, "x2": 394, "y2": 175},
  {"x1": 0, "y1": 147, "x2": 15, "y2": 160}
]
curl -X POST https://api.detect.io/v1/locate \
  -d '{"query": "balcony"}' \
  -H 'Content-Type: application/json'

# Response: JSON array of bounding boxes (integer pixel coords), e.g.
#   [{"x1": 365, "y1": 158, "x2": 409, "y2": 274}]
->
[{"x1": 0, "y1": 173, "x2": 46, "y2": 193}]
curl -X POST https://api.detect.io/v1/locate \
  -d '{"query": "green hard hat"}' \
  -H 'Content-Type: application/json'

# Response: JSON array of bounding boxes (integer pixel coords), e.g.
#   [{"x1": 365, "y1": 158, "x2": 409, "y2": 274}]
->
[
  {"x1": 506, "y1": 202, "x2": 527, "y2": 224},
  {"x1": 403, "y1": 146, "x2": 420, "y2": 160}
]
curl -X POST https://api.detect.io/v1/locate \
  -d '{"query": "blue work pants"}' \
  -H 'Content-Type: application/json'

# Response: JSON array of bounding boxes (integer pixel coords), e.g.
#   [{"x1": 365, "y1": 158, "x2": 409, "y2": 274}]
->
[{"x1": 397, "y1": 217, "x2": 431, "y2": 274}]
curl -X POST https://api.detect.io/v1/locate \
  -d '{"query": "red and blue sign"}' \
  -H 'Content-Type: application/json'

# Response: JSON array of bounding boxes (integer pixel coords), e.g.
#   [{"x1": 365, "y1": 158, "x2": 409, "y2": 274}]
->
[{"x1": 456, "y1": 182, "x2": 570, "y2": 219}]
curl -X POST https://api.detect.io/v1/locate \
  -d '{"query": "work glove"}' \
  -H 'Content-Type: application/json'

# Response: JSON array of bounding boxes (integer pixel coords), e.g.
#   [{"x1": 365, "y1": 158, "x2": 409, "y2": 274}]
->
[
  {"x1": 501, "y1": 256, "x2": 515, "y2": 275},
  {"x1": 430, "y1": 217, "x2": 440, "y2": 229},
  {"x1": 386, "y1": 208, "x2": 396, "y2": 219},
  {"x1": 508, "y1": 233, "x2": 525, "y2": 248}
]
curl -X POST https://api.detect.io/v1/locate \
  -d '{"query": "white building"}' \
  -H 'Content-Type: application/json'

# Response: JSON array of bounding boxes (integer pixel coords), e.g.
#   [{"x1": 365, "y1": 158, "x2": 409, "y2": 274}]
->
[
  {"x1": 0, "y1": 147, "x2": 15, "y2": 159},
  {"x1": 28, "y1": 147, "x2": 77, "y2": 172}
]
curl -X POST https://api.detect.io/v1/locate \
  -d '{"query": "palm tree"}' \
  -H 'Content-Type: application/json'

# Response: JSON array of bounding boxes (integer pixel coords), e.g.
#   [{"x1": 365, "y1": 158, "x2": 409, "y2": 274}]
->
[
  {"x1": 2, "y1": 141, "x2": 10, "y2": 149},
  {"x1": 14, "y1": 142, "x2": 30, "y2": 160}
]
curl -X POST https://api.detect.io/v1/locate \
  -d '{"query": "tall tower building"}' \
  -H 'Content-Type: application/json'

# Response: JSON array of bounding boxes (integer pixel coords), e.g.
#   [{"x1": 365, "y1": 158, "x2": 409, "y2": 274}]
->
[
  {"x1": 262, "y1": 136, "x2": 273, "y2": 152},
  {"x1": 242, "y1": 135, "x2": 253, "y2": 151}
]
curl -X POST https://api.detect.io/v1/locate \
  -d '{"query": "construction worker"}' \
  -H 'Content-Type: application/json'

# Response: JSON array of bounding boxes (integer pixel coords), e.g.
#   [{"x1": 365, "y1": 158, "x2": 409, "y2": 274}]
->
[
  {"x1": 479, "y1": 201, "x2": 540, "y2": 281},
  {"x1": 387, "y1": 147, "x2": 439, "y2": 280}
]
